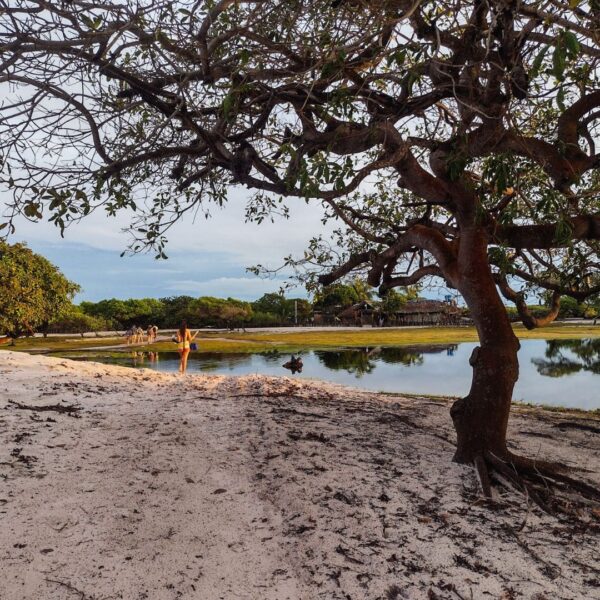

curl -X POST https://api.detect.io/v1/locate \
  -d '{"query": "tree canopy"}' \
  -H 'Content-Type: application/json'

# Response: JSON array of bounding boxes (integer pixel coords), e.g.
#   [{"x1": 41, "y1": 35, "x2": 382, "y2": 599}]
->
[
  {"x1": 313, "y1": 283, "x2": 360, "y2": 311},
  {"x1": 1, "y1": 0, "x2": 599, "y2": 511},
  {"x1": 0, "y1": 241, "x2": 80, "y2": 337},
  {"x1": 80, "y1": 297, "x2": 165, "y2": 328},
  {"x1": 47, "y1": 305, "x2": 110, "y2": 337}
]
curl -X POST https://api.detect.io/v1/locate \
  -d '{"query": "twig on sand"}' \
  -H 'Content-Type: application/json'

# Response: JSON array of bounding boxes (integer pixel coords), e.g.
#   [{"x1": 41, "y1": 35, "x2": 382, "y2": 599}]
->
[
  {"x1": 231, "y1": 392, "x2": 306, "y2": 400},
  {"x1": 553, "y1": 421, "x2": 600, "y2": 434},
  {"x1": 45, "y1": 578, "x2": 93, "y2": 599},
  {"x1": 8, "y1": 400, "x2": 81, "y2": 415},
  {"x1": 503, "y1": 525, "x2": 562, "y2": 580},
  {"x1": 271, "y1": 407, "x2": 328, "y2": 419}
]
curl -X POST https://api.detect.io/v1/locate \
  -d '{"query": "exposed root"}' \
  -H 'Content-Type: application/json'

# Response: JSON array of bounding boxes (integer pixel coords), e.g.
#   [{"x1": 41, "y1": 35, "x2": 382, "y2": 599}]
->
[
  {"x1": 483, "y1": 450, "x2": 600, "y2": 519},
  {"x1": 473, "y1": 455, "x2": 492, "y2": 499},
  {"x1": 505, "y1": 452, "x2": 569, "y2": 475},
  {"x1": 507, "y1": 452, "x2": 600, "y2": 502}
]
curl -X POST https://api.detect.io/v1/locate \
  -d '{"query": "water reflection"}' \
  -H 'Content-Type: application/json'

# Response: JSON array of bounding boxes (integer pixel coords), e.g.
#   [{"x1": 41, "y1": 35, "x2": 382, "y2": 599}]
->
[
  {"x1": 532, "y1": 339, "x2": 600, "y2": 377},
  {"x1": 282, "y1": 355, "x2": 304, "y2": 374},
  {"x1": 129, "y1": 350, "x2": 160, "y2": 367},
  {"x1": 315, "y1": 348, "x2": 378, "y2": 376},
  {"x1": 64, "y1": 338, "x2": 600, "y2": 410},
  {"x1": 313, "y1": 345, "x2": 456, "y2": 377}
]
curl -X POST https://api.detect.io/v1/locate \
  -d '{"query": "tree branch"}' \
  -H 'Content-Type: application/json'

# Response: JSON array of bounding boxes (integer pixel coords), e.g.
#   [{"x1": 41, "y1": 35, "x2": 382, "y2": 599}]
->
[
  {"x1": 496, "y1": 274, "x2": 561, "y2": 330},
  {"x1": 491, "y1": 215, "x2": 600, "y2": 249}
]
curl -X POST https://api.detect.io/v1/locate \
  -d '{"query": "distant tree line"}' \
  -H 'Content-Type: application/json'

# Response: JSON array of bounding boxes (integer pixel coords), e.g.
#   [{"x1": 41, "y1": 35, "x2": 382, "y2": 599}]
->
[
  {"x1": 76, "y1": 293, "x2": 314, "y2": 331},
  {"x1": 72, "y1": 281, "x2": 421, "y2": 332},
  {"x1": 1, "y1": 242, "x2": 598, "y2": 339}
]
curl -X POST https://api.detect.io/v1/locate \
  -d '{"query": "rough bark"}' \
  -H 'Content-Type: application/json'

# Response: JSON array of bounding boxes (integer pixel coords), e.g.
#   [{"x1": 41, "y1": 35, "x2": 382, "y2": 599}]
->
[{"x1": 450, "y1": 226, "x2": 520, "y2": 463}]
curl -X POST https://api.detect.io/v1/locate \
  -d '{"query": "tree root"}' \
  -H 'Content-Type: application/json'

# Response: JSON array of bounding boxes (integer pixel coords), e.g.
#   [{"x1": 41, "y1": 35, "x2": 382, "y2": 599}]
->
[
  {"x1": 471, "y1": 451, "x2": 600, "y2": 519},
  {"x1": 473, "y1": 455, "x2": 492, "y2": 499}
]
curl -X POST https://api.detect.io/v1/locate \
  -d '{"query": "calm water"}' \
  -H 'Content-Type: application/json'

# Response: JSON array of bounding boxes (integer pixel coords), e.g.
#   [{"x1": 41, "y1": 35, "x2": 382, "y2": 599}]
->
[{"x1": 73, "y1": 338, "x2": 600, "y2": 410}]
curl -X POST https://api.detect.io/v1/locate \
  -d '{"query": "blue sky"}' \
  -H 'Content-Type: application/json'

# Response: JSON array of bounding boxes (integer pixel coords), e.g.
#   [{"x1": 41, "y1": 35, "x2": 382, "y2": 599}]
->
[{"x1": 4, "y1": 188, "x2": 332, "y2": 302}]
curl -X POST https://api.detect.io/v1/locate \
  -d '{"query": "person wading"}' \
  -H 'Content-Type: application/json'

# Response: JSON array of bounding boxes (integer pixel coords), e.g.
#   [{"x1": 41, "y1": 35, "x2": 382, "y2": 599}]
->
[{"x1": 176, "y1": 320, "x2": 192, "y2": 374}]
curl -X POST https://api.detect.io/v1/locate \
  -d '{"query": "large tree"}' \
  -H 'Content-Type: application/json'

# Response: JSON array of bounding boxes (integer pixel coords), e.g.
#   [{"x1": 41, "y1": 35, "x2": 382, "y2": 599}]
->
[
  {"x1": 0, "y1": 241, "x2": 80, "y2": 337},
  {"x1": 1, "y1": 1, "x2": 599, "y2": 509}
]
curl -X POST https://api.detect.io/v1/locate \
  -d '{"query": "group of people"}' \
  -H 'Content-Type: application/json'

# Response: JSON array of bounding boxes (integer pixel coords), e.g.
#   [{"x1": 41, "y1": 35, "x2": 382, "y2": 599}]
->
[
  {"x1": 125, "y1": 325, "x2": 159, "y2": 345},
  {"x1": 124, "y1": 321, "x2": 310, "y2": 377},
  {"x1": 123, "y1": 320, "x2": 196, "y2": 374}
]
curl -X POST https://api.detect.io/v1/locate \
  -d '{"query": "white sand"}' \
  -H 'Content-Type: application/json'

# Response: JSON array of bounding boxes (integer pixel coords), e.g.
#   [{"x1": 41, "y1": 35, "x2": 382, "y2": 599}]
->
[{"x1": 0, "y1": 350, "x2": 598, "y2": 600}]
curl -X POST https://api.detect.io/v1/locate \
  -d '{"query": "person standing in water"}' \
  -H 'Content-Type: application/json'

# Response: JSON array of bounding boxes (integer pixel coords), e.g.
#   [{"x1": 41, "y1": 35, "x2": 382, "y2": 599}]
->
[{"x1": 176, "y1": 320, "x2": 193, "y2": 374}]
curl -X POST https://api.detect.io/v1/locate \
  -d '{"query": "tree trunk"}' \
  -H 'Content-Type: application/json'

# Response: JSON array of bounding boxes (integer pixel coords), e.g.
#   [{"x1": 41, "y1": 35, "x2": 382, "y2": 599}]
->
[{"x1": 450, "y1": 226, "x2": 520, "y2": 463}]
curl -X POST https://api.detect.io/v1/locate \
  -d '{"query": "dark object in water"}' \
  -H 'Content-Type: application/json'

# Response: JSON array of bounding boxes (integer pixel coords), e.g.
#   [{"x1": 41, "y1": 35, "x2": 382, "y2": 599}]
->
[{"x1": 282, "y1": 355, "x2": 303, "y2": 374}]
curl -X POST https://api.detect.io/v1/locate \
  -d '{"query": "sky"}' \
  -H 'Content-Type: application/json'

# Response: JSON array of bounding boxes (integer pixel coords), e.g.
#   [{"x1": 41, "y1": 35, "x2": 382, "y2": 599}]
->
[{"x1": 2, "y1": 186, "x2": 334, "y2": 302}]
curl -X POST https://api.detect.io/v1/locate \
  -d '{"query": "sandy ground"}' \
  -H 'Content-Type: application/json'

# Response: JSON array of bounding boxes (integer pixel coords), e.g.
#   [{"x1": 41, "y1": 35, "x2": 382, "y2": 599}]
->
[{"x1": 0, "y1": 351, "x2": 599, "y2": 600}]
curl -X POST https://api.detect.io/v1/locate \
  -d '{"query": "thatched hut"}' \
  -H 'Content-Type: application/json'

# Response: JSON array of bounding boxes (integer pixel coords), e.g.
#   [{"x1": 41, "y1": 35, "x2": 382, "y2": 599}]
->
[
  {"x1": 337, "y1": 301, "x2": 376, "y2": 326},
  {"x1": 388, "y1": 300, "x2": 461, "y2": 326}
]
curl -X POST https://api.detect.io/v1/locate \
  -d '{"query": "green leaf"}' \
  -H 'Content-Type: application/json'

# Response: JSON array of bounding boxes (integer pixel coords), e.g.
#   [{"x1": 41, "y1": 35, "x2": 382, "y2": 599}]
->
[
  {"x1": 530, "y1": 45, "x2": 549, "y2": 77},
  {"x1": 554, "y1": 219, "x2": 574, "y2": 245},
  {"x1": 222, "y1": 93, "x2": 236, "y2": 121},
  {"x1": 556, "y1": 87, "x2": 566, "y2": 111},
  {"x1": 320, "y1": 62, "x2": 338, "y2": 79},
  {"x1": 563, "y1": 32, "x2": 580, "y2": 58},
  {"x1": 23, "y1": 202, "x2": 41, "y2": 218},
  {"x1": 552, "y1": 45, "x2": 566, "y2": 80},
  {"x1": 80, "y1": 14, "x2": 101, "y2": 30}
]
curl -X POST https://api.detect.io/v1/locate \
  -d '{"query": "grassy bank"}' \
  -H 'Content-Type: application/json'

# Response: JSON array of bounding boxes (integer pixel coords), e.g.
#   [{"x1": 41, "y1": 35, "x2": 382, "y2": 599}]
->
[
  {"x1": 1, "y1": 322, "x2": 598, "y2": 355},
  {"x1": 195, "y1": 323, "x2": 600, "y2": 350},
  {"x1": 0, "y1": 335, "x2": 125, "y2": 353}
]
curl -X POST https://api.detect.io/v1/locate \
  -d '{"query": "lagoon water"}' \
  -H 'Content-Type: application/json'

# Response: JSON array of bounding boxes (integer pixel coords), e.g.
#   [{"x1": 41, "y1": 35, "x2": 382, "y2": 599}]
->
[{"x1": 78, "y1": 338, "x2": 600, "y2": 410}]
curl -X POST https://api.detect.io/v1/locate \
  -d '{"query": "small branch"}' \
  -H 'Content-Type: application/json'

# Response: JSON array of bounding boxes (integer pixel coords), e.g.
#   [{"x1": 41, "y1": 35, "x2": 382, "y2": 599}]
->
[
  {"x1": 45, "y1": 578, "x2": 93, "y2": 600},
  {"x1": 379, "y1": 265, "x2": 444, "y2": 293},
  {"x1": 8, "y1": 400, "x2": 81, "y2": 415}
]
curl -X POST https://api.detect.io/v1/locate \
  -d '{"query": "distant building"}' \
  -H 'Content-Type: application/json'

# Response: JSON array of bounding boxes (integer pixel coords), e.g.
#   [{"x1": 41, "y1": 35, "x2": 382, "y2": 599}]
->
[
  {"x1": 336, "y1": 301, "x2": 376, "y2": 326},
  {"x1": 387, "y1": 299, "x2": 461, "y2": 326},
  {"x1": 312, "y1": 298, "x2": 463, "y2": 327}
]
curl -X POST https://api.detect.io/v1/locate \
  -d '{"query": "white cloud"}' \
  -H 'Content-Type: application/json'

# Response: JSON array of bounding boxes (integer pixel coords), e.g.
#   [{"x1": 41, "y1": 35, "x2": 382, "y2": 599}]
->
[
  {"x1": 166, "y1": 276, "x2": 297, "y2": 299},
  {"x1": 3, "y1": 186, "x2": 333, "y2": 267}
]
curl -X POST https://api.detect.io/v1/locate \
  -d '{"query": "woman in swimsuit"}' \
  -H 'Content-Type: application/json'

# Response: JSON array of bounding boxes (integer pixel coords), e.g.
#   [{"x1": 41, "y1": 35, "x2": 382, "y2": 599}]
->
[{"x1": 176, "y1": 320, "x2": 192, "y2": 374}]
